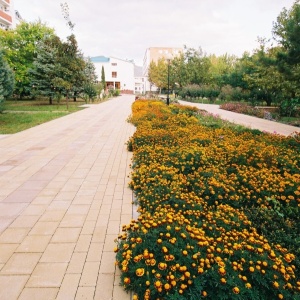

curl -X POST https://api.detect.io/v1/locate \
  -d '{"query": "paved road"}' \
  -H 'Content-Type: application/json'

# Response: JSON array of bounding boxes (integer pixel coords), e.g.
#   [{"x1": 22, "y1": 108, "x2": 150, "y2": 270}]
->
[
  {"x1": 179, "y1": 101, "x2": 300, "y2": 136},
  {"x1": 0, "y1": 95, "x2": 135, "y2": 300}
]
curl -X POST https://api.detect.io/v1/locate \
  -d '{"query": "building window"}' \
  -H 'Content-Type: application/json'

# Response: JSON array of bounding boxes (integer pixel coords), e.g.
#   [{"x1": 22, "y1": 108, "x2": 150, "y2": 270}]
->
[
  {"x1": 111, "y1": 63, "x2": 117, "y2": 66},
  {"x1": 112, "y1": 72, "x2": 117, "y2": 78}
]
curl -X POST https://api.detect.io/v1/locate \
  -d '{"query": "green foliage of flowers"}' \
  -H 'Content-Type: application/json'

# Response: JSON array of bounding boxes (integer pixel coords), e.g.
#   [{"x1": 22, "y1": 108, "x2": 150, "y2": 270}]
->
[{"x1": 116, "y1": 100, "x2": 300, "y2": 300}]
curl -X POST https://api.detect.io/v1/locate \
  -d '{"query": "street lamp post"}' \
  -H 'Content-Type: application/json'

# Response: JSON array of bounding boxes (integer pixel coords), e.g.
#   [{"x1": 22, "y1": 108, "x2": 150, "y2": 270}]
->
[{"x1": 166, "y1": 59, "x2": 170, "y2": 105}]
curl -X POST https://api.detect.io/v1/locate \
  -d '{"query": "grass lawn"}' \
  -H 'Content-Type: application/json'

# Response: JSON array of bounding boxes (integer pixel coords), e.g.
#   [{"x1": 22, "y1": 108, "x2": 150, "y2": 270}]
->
[
  {"x1": 0, "y1": 111, "x2": 70, "y2": 134},
  {"x1": 0, "y1": 98, "x2": 91, "y2": 134},
  {"x1": 4, "y1": 98, "x2": 87, "y2": 112}
]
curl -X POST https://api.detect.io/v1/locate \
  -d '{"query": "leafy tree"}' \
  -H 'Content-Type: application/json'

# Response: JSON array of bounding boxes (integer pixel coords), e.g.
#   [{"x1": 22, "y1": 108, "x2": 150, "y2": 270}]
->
[
  {"x1": 0, "y1": 50, "x2": 14, "y2": 112},
  {"x1": 208, "y1": 54, "x2": 237, "y2": 86},
  {"x1": 243, "y1": 44, "x2": 286, "y2": 106},
  {"x1": 171, "y1": 53, "x2": 189, "y2": 89},
  {"x1": 82, "y1": 57, "x2": 98, "y2": 101},
  {"x1": 0, "y1": 21, "x2": 55, "y2": 98},
  {"x1": 273, "y1": 0, "x2": 300, "y2": 98},
  {"x1": 148, "y1": 58, "x2": 168, "y2": 92},
  {"x1": 53, "y1": 34, "x2": 86, "y2": 108},
  {"x1": 183, "y1": 46, "x2": 211, "y2": 85}
]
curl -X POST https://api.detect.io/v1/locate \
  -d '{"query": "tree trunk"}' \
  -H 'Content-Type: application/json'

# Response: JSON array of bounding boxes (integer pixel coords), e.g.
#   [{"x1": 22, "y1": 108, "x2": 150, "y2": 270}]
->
[
  {"x1": 265, "y1": 96, "x2": 272, "y2": 106},
  {"x1": 66, "y1": 95, "x2": 69, "y2": 110},
  {"x1": 49, "y1": 96, "x2": 53, "y2": 105}
]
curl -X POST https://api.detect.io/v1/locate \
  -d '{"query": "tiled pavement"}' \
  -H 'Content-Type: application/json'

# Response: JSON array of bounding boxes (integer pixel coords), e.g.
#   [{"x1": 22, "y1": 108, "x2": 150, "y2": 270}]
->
[{"x1": 0, "y1": 95, "x2": 135, "y2": 300}]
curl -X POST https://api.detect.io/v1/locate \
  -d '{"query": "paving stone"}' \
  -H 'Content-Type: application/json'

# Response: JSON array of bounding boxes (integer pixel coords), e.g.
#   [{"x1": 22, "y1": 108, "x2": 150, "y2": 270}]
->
[
  {"x1": 18, "y1": 287, "x2": 59, "y2": 300},
  {"x1": 16, "y1": 235, "x2": 51, "y2": 252},
  {"x1": 0, "y1": 275, "x2": 29, "y2": 300},
  {"x1": 56, "y1": 273, "x2": 81, "y2": 300},
  {"x1": 1, "y1": 253, "x2": 41, "y2": 274},
  {"x1": 26, "y1": 262, "x2": 68, "y2": 287},
  {"x1": 40, "y1": 243, "x2": 75, "y2": 263}
]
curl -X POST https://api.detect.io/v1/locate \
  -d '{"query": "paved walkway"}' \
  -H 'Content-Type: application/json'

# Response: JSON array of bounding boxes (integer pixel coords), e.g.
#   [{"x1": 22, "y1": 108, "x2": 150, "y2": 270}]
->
[
  {"x1": 179, "y1": 101, "x2": 300, "y2": 136},
  {"x1": 0, "y1": 95, "x2": 135, "y2": 300}
]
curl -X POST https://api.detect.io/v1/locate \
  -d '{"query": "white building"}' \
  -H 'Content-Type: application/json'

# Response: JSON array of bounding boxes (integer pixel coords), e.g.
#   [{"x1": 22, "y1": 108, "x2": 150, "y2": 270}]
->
[
  {"x1": 91, "y1": 56, "x2": 135, "y2": 94},
  {"x1": 143, "y1": 47, "x2": 183, "y2": 92},
  {"x1": 134, "y1": 65, "x2": 146, "y2": 95},
  {"x1": 0, "y1": 0, "x2": 22, "y2": 30},
  {"x1": 0, "y1": 0, "x2": 13, "y2": 30}
]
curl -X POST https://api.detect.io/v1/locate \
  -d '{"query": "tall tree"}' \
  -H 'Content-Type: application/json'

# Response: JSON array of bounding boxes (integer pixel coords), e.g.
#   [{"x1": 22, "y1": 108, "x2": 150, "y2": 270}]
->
[
  {"x1": 148, "y1": 58, "x2": 168, "y2": 92},
  {"x1": 0, "y1": 50, "x2": 14, "y2": 112},
  {"x1": 171, "y1": 53, "x2": 189, "y2": 88},
  {"x1": 243, "y1": 44, "x2": 286, "y2": 106},
  {"x1": 52, "y1": 34, "x2": 85, "y2": 108},
  {"x1": 0, "y1": 21, "x2": 55, "y2": 98},
  {"x1": 82, "y1": 57, "x2": 98, "y2": 102},
  {"x1": 273, "y1": 0, "x2": 300, "y2": 97},
  {"x1": 29, "y1": 35, "x2": 61, "y2": 104},
  {"x1": 101, "y1": 66, "x2": 106, "y2": 90},
  {"x1": 184, "y1": 46, "x2": 211, "y2": 85}
]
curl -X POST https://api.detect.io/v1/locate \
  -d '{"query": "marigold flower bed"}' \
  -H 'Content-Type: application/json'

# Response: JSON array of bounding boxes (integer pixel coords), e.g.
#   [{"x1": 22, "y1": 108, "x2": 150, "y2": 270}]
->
[{"x1": 116, "y1": 100, "x2": 300, "y2": 300}]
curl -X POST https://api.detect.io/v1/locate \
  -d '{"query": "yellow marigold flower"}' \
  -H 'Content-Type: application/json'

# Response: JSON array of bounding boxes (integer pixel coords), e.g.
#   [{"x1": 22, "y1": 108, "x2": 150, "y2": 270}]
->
[
  {"x1": 245, "y1": 283, "x2": 252, "y2": 289},
  {"x1": 232, "y1": 287, "x2": 240, "y2": 294},
  {"x1": 184, "y1": 271, "x2": 191, "y2": 278},
  {"x1": 220, "y1": 278, "x2": 226, "y2": 284},
  {"x1": 135, "y1": 268, "x2": 145, "y2": 277},
  {"x1": 273, "y1": 281, "x2": 280, "y2": 288},
  {"x1": 218, "y1": 267, "x2": 226, "y2": 276}
]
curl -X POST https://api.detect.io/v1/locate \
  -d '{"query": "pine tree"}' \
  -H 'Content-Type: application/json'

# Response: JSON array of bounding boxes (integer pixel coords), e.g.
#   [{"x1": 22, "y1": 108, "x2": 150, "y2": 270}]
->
[
  {"x1": 29, "y1": 35, "x2": 60, "y2": 104},
  {"x1": 0, "y1": 50, "x2": 14, "y2": 112},
  {"x1": 101, "y1": 66, "x2": 106, "y2": 90}
]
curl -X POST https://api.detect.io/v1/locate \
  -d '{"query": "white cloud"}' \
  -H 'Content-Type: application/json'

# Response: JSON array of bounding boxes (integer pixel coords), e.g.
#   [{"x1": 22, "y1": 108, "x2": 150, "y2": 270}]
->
[{"x1": 14, "y1": 0, "x2": 295, "y2": 65}]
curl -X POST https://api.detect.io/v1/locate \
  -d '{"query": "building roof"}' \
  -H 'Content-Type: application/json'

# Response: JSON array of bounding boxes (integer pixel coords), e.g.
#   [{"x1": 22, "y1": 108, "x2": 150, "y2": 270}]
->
[{"x1": 90, "y1": 56, "x2": 110, "y2": 63}]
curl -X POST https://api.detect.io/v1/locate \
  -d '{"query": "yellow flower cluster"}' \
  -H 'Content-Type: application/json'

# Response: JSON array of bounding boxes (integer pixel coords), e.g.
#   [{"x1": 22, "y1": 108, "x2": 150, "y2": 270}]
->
[{"x1": 116, "y1": 100, "x2": 300, "y2": 300}]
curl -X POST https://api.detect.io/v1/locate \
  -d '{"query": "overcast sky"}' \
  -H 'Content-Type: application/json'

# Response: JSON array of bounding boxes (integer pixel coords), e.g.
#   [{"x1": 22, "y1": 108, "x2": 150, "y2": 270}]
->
[{"x1": 13, "y1": 0, "x2": 295, "y2": 66}]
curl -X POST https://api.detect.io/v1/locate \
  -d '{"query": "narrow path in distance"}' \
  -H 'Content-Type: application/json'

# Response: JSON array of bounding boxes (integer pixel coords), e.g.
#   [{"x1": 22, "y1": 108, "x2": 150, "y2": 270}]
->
[{"x1": 179, "y1": 100, "x2": 300, "y2": 136}]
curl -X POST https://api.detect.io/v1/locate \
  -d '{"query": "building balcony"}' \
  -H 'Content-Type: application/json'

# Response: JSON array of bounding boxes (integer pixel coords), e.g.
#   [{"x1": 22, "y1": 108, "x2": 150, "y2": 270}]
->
[
  {"x1": 0, "y1": 0, "x2": 10, "y2": 5},
  {"x1": 0, "y1": 9, "x2": 12, "y2": 25}
]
